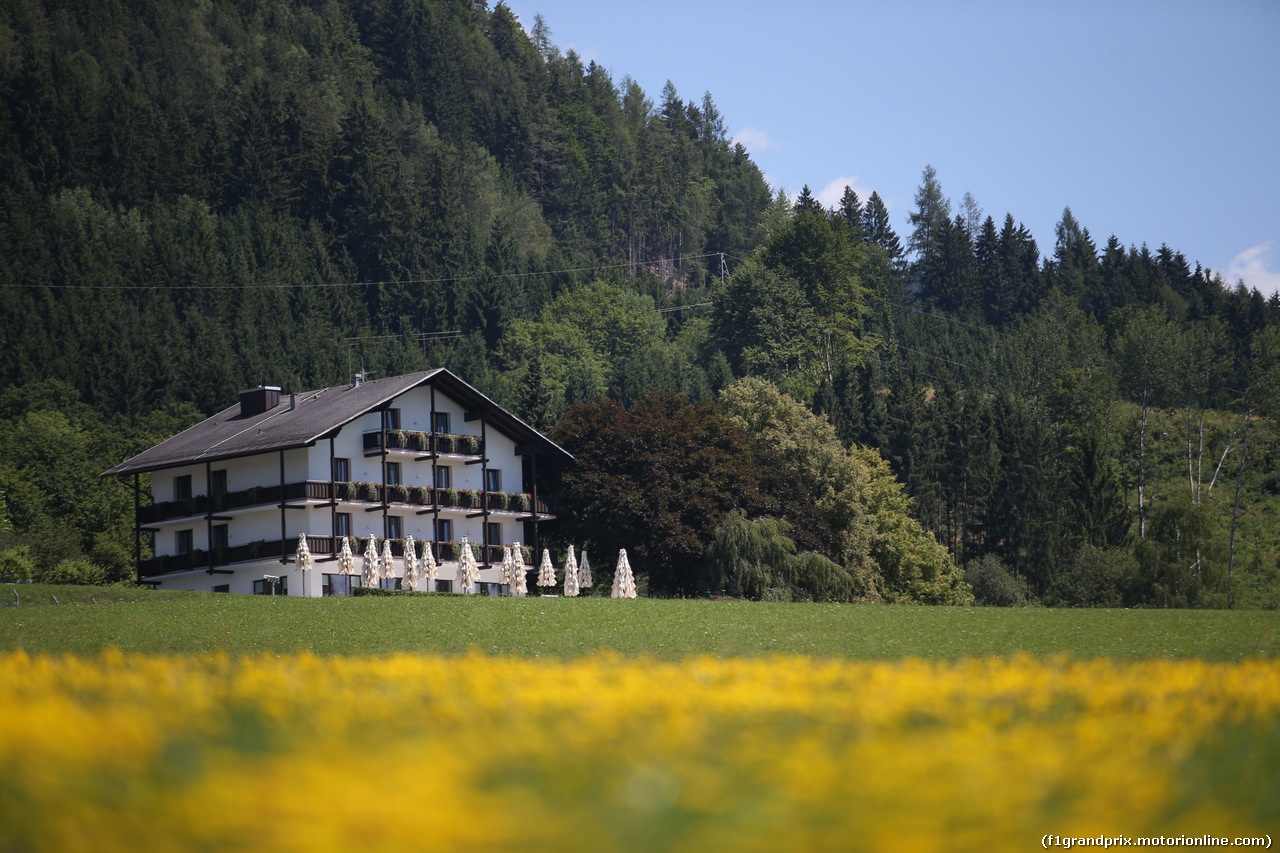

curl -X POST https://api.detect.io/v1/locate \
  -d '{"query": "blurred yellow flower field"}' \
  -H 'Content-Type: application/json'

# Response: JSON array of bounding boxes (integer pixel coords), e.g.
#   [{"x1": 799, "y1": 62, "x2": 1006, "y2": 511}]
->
[{"x1": 1, "y1": 651, "x2": 1276, "y2": 852}]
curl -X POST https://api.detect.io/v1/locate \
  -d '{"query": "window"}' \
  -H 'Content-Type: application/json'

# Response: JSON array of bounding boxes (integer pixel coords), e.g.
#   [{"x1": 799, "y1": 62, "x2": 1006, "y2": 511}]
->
[
  {"x1": 435, "y1": 466, "x2": 451, "y2": 489},
  {"x1": 435, "y1": 579, "x2": 452, "y2": 593},
  {"x1": 212, "y1": 524, "x2": 228, "y2": 551},
  {"x1": 432, "y1": 412, "x2": 450, "y2": 434},
  {"x1": 174, "y1": 475, "x2": 192, "y2": 501},
  {"x1": 435, "y1": 519, "x2": 452, "y2": 543},
  {"x1": 387, "y1": 516, "x2": 402, "y2": 540},
  {"x1": 253, "y1": 576, "x2": 288, "y2": 596},
  {"x1": 211, "y1": 469, "x2": 228, "y2": 495},
  {"x1": 485, "y1": 522, "x2": 501, "y2": 547},
  {"x1": 383, "y1": 408, "x2": 401, "y2": 431},
  {"x1": 213, "y1": 584, "x2": 230, "y2": 593},
  {"x1": 332, "y1": 457, "x2": 350, "y2": 482},
  {"x1": 485, "y1": 469, "x2": 501, "y2": 493},
  {"x1": 381, "y1": 577, "x2": 402, "y2": 590},
  {"x1": 386, "y1": 461, "x2": 402, "y2": 485},
  {"x1": 176, "y1": 529, "x2": 194, "y2": 555},
  {"x1": 323, "y1": 574, "x2": 359, "y2": 597},
  {"x1": 335, "y1": 512, "x2": 351, "y2": 538}
]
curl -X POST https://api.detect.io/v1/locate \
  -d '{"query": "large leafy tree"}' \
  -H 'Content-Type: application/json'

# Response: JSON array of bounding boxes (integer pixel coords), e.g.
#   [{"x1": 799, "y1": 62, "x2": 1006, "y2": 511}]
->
[
  {"x1": 720, "y1": 377, "x2": 971, "y2": 604},
  {"x1": 713, "y1": 202, "x2": 871, "y2": 400},
  {"x1": 550, "y1": 392, "x2": 824, "y2": 596}
]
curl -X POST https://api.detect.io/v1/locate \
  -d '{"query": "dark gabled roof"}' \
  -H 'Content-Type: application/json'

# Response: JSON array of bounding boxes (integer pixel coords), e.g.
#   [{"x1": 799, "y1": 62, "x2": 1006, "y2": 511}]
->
[{"x1": 102, "y1": 368, "x2": 573, "y2": 477}]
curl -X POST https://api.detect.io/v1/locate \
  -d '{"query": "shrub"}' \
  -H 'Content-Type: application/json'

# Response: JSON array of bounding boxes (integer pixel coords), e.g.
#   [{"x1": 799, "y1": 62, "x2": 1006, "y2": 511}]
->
[
  {"x1": 1047, "y1": 545, "x2": 1138, "y2": 608},
  {"x1": 37, "y1": 557, "x2": 109, "y2": 585},
  {"x1": 964, "y1": 555, "x2": 1024, "y2": 607},
  {"x1": 0, "y1": 545, "x2": 35, "y2": 582}
]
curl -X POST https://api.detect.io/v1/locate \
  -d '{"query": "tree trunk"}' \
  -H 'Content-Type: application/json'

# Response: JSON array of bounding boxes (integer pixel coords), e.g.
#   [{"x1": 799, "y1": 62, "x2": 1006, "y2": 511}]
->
[
  {"x1": 1227, "y1": 405, "x2": 1253, "y2": 609},
  {"x1": 1138, "y1": 388, "x2": 1149, "y2": 540}
]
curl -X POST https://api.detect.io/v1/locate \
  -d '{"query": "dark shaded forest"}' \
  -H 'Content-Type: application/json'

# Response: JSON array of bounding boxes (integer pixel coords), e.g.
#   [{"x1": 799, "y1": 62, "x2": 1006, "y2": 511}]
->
[{"x1": 0, "y1": 0, "x2": 1277, "y2": 605}]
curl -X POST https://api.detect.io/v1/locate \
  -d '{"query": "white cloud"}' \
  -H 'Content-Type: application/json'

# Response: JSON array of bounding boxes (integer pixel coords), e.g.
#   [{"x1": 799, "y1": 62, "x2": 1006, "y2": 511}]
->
[
  {"x1": 730, "y1": 126, "x2": 778, "y2": 155},
  {"x1": 816, "y1": 175, "x2": 875, "y2": 210},
  {"x1": 1227, "y1": 242, "x2": 1280, "y2": 298}
]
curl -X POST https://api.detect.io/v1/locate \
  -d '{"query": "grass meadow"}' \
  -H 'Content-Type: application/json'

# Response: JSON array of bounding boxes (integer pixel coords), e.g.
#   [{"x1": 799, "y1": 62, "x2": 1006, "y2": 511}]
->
[
  {"x1": 3, "y1": 586, "x2": 1278, "y2": 851},
  {"x1": 3, "y1": 583, "x2": 1279, "y2": 658}
]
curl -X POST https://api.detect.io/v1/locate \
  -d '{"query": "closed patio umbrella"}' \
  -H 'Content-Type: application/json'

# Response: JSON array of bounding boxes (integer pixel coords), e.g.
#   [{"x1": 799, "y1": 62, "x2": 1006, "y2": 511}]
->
[
  {"x1": 422, "y1": 539, "x2": 439, "y2": 589},
  {"x1": 338, "y1": 536, "x2": 355, "y2": 575},
  {"x1": 611, "y1": 549, "x2": 636, "y2": 599},
  {"x1": 578, "y1": 549, "x2": 592, "y2": 588},
  {"x1": 337, "y1": 536, "x2": 355, "y2": 596},
  {"x1": 362, "y1": 535, "x2": 380, "y2": 588},
  {"x1": 381, "y1": 538, "x2": 396, "y2": 589},
  {"x1": 403, "y1": 535, "x2": 419, "y2": 590},
  {"x1": 563, "y1": 544, "x2": 579, "y2": 597},
  {"x1": 295, "y1": 532, "x2": 313, "y2": 598},
  {"x1": 457, "y1": 536, "x2": 479, "y2": 594},
  {"x1": 511, "y1": 541, "x2": 528, "y2": 596},
  {"x1": 499, "y1": 544, "x2": 514, "y2": 588},
  {"x1": 536, "y1": 548, "x2": 556, "y2": 590}
]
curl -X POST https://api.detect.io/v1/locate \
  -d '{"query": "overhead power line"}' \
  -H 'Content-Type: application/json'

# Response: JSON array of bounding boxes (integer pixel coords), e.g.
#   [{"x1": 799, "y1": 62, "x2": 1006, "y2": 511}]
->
[{"x1": 4, "y1": 253, "x2": 728, "y2": 291}]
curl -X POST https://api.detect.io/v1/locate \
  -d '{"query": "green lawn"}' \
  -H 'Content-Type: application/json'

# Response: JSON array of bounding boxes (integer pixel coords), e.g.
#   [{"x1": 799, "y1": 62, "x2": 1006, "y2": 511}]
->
[{"x1": 2, "y1": 584, "x2": 1278, "y2": 658}]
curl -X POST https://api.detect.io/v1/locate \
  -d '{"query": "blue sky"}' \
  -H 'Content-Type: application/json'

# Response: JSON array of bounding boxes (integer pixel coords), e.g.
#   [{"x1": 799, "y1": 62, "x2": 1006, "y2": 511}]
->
[{"x1": 503, "y1": 0, "x2": 1280, "y2": 298}]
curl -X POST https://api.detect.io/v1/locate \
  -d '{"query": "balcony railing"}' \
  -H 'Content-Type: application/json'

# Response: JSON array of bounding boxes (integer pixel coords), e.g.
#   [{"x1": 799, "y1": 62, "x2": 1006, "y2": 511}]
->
[
  {"x1": 138, "y1": 481, "x2": 554, "y2": 525},
  {"x1": 138, "y1": 481, "x2": 330, "y2": 525},
  {"x1": 363, "y1": 430, "x2": 484, "y2": 457},
  {"x1": 138, "y1": 535, "x2": 532, "y2": 579}
]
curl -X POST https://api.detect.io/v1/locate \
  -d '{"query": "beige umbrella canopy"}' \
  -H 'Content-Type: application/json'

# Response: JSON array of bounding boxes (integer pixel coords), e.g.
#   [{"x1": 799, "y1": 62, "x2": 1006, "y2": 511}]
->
[
  {"x1": 499, "y1": 544, "x2": 514, "y2": 588},
  {"x1": 511, "y1": 541, "x2": 528, "y2": 596},
  {"x1": 563, "y1": 545, "x2": 580, "y2": 597},
  {"x1": 295, "y1": 533, "x2": 313, "y2": 572},
  {"x1": 422, "y1": 539, "x2": 439, "y2": 588},
  {"x1": 536, "y1": 548, "x2": 556, "y2": 590},
  {"x1": 362, "y1": 535, "x2": 381, "y2": 588},
  {"x1": 578, "y1": 550, "x2": 592, "y2": 588},
  {"x1": 457, "y1": 536, "x2": 480, "y2": 594},
  {"x1": 403, "y1": 535, "x2": 419, "y2": 591},
  {"x1": 337, "y1": 536, "x2": 355, "y2": 576},
  {"x1": 611, "y1": 549, "x2": 637, "y2": 599},
  {"x1": 381, "y1": 538, "x2": 396, "y2": 587},
  {"x1": 295, "y1": 533, "x2": 313, "y2": 598}
]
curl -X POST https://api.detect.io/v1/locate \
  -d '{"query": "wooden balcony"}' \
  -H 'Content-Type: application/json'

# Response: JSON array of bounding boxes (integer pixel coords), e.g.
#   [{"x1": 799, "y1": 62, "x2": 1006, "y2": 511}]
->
[
  {"x1": 362, "y1": 430, "x2": 484, "y2": 458},
  {"x1": 137, "y1": 481, "x2": 554, "y2": 525},
  {"x1": 137, "y1": 535, "x2": 532, "y2": 579}
]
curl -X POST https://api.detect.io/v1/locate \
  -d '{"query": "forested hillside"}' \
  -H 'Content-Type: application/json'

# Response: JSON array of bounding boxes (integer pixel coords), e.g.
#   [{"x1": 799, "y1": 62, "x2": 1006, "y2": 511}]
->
[{"x1": 1, "y1": 0, "x2": 1277, "y2": 606}]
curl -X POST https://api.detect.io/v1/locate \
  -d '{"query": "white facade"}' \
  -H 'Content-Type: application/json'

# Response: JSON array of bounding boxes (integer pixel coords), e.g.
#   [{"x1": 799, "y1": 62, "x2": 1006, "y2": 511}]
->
[{"x1": 125, "y1": 374, "x2": 561, "y2": 596}]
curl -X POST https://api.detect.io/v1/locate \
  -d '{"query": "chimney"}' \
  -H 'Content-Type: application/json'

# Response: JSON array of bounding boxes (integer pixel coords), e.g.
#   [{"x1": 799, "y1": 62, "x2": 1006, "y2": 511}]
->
[
  {"x1": 239, "y1": 386, "x2": 281, "y2": 417},
  {"x1": 351, "y1": 372, "x2": 365, "y2": 387}
]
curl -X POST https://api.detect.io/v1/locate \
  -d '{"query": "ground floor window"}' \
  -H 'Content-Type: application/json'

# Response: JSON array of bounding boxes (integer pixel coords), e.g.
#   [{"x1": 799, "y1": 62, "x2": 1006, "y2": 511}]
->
[
  {"x1": 322, "y1": 574, "x2": 361, "y2": 597},
  {"x1": 380, "y1": 577, "x2": 402, "y2": 590},
  {"x1": 435, "y1": 579, "x2": 452, "y2": 593},
  {"x1": 213, "y1": 584, "x2": 230, "y2": 593},
  {"x1": 253, "y1": 576, "x2": 288, "y2": 596}
]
